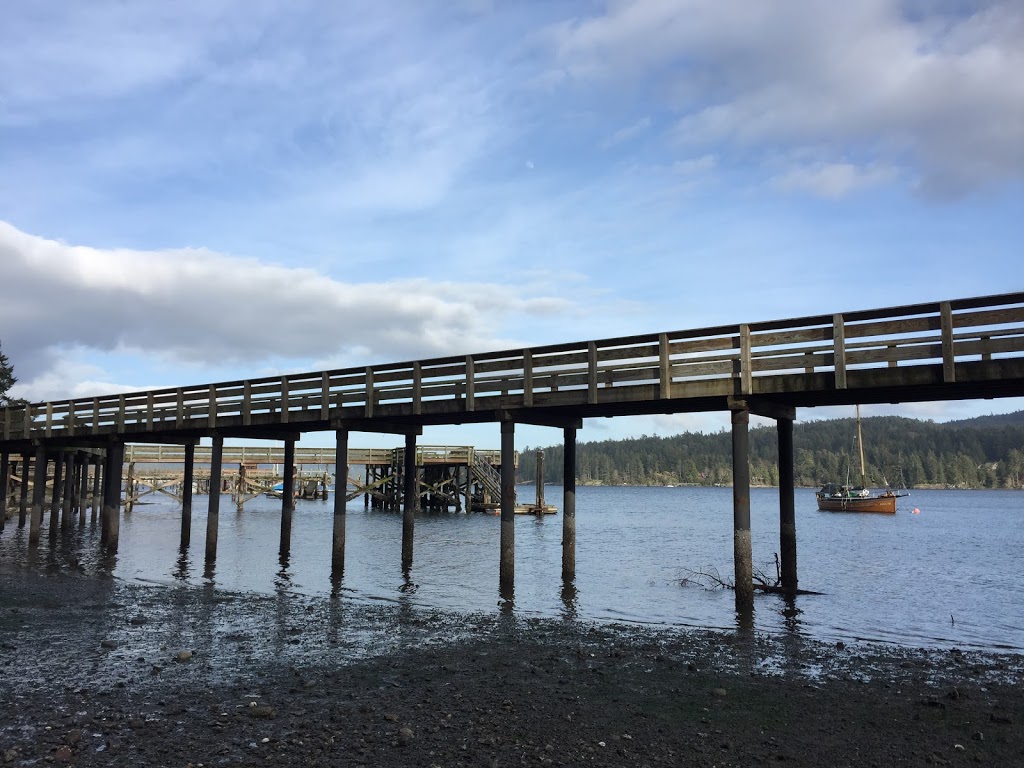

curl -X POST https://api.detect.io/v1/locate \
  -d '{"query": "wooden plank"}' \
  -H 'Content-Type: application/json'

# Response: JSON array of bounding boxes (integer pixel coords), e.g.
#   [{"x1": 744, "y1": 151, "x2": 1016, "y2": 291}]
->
[
  {"x1": 953, "y1": 306, "x2": 1024, "y2": 329},
  {"x1": 320, "y1": 372, "x2": 330, "y2": 420},
  {"x1": 659, "y1": 333, "x2": 670, "y2": 398},
  {"x1": 146, "y1": 393, "x2": 154, "y2": 431},
  {"x1": 941, "y1": 301, "x2": 956, "y2": 383},
  {"x1": 833, "y1": 315, "x2": 847, "y2": 389},
  {"x1": 280, "y1": 377, "x2": 290, "y2": 424},
  {"x1": 243, "y1": 381, "x2": 252, "y2": 426}
]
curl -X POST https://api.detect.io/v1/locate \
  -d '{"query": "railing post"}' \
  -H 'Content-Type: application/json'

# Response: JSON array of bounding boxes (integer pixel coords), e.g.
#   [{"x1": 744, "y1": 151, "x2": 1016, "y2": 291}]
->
[
  {"x1": 365, "y1": 368, "x2": 375, "y2": 418},
  {"x1": 243, "y1": 381, "x2": 252, "y2": 426},
  {"x1": 176, "y1": 388, "x2": 184, "y2": 427},
  {"x1": 940, "y1": 301, "x2": 956, "y2": 383},
  {"x1": 45, "y1": 403, "x2": 53, "y2": 438},
  {"x1": 146, "y1": 392, "x2": 154, "y2": 431},
  {"x1": 332, "y1": 428, "x2": 349, "y2": 578},
  {"x1": 833, "y1": 314, "x2": 847, "y2": 389},
  {"x1": 465, "y1": 357, "x2": 475, "y2": 411},
  {"x1": 67, "y1": 400, "x2": 76, "y2": 436},
  {"x1": 280, "y1": 377, "x2": 290, "y2": 424},
  {"x1": 207, "y1": 385, "x2": 217, "y2": 429},
  {"x1": 523, "y1": 350, "x2": 533, "y2": 408},
  {"x1": 320, "y1": 372, "x2": 330, "y2": 420},
  {"x1": 587, "y1": 342, "x2": 598, "y2": 404},
  {"x1": 659, "y1": 333, "x2": 671, "y2": 399},
  {"x1": 412, "y1": 362, "x2": 422, "y2": 415},
  {"x1": 738, "y1": 325, "x2": 752, "y2": 395},
  {"x1": 92, "y1": 398, "x2": 100, "y2": 435}
]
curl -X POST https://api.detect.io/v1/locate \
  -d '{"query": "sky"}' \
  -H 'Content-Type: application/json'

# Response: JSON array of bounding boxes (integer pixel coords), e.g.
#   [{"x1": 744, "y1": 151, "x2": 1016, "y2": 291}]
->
[{"x1": 1, "y1": 0, "x2": 1023, "y2": 450}]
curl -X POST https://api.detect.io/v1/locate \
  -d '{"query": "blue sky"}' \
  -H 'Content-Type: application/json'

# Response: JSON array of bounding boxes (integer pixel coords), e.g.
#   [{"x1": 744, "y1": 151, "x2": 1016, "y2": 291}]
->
[{"x1": 2, "y1": 0, "x2": 1022, "y2": 450}]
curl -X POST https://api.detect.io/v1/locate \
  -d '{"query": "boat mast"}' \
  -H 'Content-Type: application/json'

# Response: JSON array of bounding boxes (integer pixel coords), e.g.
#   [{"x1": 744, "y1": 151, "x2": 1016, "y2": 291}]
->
[{"x1": 856, "y1": 405, "x2": 867, "y2": 487}]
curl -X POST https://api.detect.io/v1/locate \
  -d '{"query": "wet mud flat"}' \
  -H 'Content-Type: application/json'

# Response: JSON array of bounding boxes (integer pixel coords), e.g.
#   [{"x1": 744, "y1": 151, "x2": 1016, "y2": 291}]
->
[{"x1": 2, "y1": 566, "x2": 1023, "y2": 767}]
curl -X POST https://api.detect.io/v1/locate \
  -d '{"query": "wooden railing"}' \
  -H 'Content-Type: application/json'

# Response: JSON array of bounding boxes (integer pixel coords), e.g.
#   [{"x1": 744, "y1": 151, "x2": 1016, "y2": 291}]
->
[
  {"x1": 120, "y1": 444, "x2": 502, "y2": 466},
  {"x1": 3, "y1": 292, "x2": 1023, "y2": 442}
]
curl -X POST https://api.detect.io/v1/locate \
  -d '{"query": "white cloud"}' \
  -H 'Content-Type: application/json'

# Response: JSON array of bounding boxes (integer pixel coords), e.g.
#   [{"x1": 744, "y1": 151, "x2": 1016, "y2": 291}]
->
[
  {"x1": 602, "y1": 116, "x2": 652, "y2": 148},
  {"x1": 0, "y1": 221, "x2": 572, "y2": 401},
  {"x1": 773, "y1": 161, "x2": 896, "y2": 199},
  {"x1": 549, "y1": 0, "x2": 1024, "y2": 197}
]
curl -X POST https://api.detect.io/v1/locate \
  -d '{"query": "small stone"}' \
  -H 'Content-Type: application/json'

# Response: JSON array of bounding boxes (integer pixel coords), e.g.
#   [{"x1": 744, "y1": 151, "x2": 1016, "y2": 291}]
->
[
  {"x1": 129, "y1": 613, "x2": 147, "y2": 625},
  {"x1": 597, "y1": 741, "x2": 606, "y2": 748},
  {"x1": 384, "y1": 713, "x2": 399, "y2": 722},
  {"x1": 398, "y1": 727, "x2": 414, "y2": 745},
  {"x1": 64, "y1": 730, "x2": 82, "y2": 746},
  {"x1": 836, "y1": 641, "x2": 845, "y2": 651},
  {"x1": 954, "y1": 744, "x2": 965, "y2": 751},
  {"x1": 100, "y1": 640, "x2": 117, "y2": 650},
  {"x1": 176, "y1": 651, "x2": 192, "y2": 663},
  {"x1": 54, "y1": 745, "x2": 73, "y2": 762},
  {"x1": 5, "y1": 748, "x2": 20, "y2": 762},
  {"x1": 972, "y1": 732, "x2": 983, "y2": 741},
  {"x1": 247, "y1": 706, "x2": 275, "y2": 719},
  {"x1": 712, "y1": 688, "x2": 727, "y2": 697}
]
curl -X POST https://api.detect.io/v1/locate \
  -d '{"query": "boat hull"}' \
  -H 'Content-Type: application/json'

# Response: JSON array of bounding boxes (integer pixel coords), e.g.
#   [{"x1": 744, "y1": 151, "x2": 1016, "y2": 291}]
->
[{"x1": 816, "y1": 495, "x2": 898, "y2": 514}]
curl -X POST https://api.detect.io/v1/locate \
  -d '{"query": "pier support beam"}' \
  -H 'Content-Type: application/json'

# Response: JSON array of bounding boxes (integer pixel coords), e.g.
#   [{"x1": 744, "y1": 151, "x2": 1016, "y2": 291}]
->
[
  {"x1": 731, "y1": 408, "x2": 754, "y2": 612},
  {"x1": 29, "y1": 447, "x2": 47, "y2": 545},
  {"x1": 61, "y1": 453, "x2": 74, "y2": 530},
  {"x1": 562, "y1": 426, "x2": 577, "y2": 581},
  {"x1": 280, "y1": 437, "x2": 296, "y2": 559},
  {"x1": 77, "y1": 453, "x2": 89, "y2": 526},
  {"x1": 90, "y1": 456, "x2": 102, "y2": 526},
  {"x1": 500, "y1": 420, "x2": 515, "y2": 594},
  {"x1": 50, "y1": 451, "x2": 63, "y2": 535},
  {"x1": 19, "y1": 451, "x2": 31, "y2": 527},
  {"x1": 332, "y1": 429, "x2": 348, "y2": 577},
  {"x1": 778, "y1": 416, "x2": 798, "y2": 593},
  {"x1": 205, "y1": 436, "x2": 223, "y2": 563},
  {"x1": 0, "y1": 450, "x2": 8, "y2": 534},
  {"x1": 102, "y1": 442, "x2": 124, "y2": 551},
  {"x1": 402, "y1": 433, "x2": 417, "y2": 570},
  {"x1": 181, "y1": 443, "x2": 194, "y2": 549}
]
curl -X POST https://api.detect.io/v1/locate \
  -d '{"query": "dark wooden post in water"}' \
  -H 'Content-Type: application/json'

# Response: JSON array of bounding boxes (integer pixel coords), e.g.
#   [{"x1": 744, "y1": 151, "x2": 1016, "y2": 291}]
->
[
  {"x1": 77, "y1": 453, "x2": 89, "y2": 526},
  {"x1": 90, "y1": 455, "x2": 102, "y2": 526},
  {"x1": 181, "y1": 442, "x2": 194, "y2": 548},
  {"x1": 205, "y1": 436, "x2": 224, "y2": 563},
  {"x1": 332, "y1": 428, "x2": 349, "y2": 576},
  {"x1": 402, "y1": 433, "x2": 417, "y2": 569},
  {"x1": 0, "y1": 450, "x2": 8, "y2": 534},
  {"x1": 562, "y1": 426, "x2": 577, "y2": 581},
  {"x1": 61, "y1": 453, "x2": 74, "y2": 530},
  {"x1": 535, "y1": 449, "x2": 545, "y2": 509},
  {"x1": 280, "y1": 437, "x2": 296, "y2": 559},
  {"x1": 19, "y1": 451, "x2": 31, "y2": 527},
  {"x1": 50, "y1": 451, "x2": 63, "y2": 534},
  {"x1": 29, "y1": 447, "x2": 47, "y2": 545},
  {"x1": 500, "y1": 420, "x2": 515, "y2": 592},
  {"x1": 731, "y1": 408, "x2": 754, "y2": 612},
  {"x1": 102, "y1": 442, "x2": 124, "y2": 551},
  {"x1": 777, "y1": 416, "x2": 798, "y2": 593}
]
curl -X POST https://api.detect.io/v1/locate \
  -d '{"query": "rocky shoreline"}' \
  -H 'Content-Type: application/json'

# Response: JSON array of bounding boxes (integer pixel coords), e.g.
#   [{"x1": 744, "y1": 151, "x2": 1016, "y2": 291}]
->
[{"x1": 2, "y1": 565, "x2": 1023, "y2": 767}]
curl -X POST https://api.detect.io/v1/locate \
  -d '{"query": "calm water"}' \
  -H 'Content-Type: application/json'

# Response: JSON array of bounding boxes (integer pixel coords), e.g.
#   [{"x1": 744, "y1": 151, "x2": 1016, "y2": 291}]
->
[{"x1": 2, "y1": 486, "x2": 1022, "y2": 652}]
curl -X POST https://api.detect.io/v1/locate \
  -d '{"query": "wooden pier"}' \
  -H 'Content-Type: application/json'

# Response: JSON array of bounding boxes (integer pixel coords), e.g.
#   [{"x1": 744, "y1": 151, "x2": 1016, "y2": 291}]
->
[{"x1": 3, "y1": 291, "x2": 1024, "y2": 611}]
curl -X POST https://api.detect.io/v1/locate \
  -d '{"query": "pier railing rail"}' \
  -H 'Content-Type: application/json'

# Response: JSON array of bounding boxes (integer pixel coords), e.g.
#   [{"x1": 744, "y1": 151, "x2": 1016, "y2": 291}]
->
[{"x1": 3, "y1": 292, "x2": 1023, "y2": 442}]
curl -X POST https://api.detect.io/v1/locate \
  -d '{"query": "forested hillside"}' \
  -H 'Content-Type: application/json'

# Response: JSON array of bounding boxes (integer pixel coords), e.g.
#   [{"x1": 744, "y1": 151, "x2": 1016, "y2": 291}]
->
[{"x1": 517, "y1": 413, "x2": 1024, "y2": 490}]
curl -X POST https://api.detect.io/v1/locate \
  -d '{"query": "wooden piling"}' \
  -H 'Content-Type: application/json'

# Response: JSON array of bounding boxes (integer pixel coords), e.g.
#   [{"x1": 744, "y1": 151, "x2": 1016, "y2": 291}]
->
[
  {"x1": 181, "y1": 442, "x2": 194, "y2": 548},
  {"x1": 205, "y1": 436, "x2": 223, "y2": 563},
  {"x1": 78, "y1": 454, "x2": 89, "y2": 526},
  {"x1": 0, "y1": 451, "x2": 8, "y2": 533},
  {"x1": 19, "y1": 451, "x2": 31, "y2": 527},
  {"x1": 731, "y1": 408, "x2": 754, "y2": 612},
  {"x1": 90, "y1": 456, "x2": 101, "y2": 526},
  {"x1": 562, "y1": 426, "x2": 577, "y2": 581},
  {"x1": 29, "y1": 448, "x2": 47, "y2": 545},
  {"x1": 281, "y1": 438, "x2": 296, "y2": 558},
  {"x1": 50, "y1": 451, "x2": 63, "y2": 534},
  {"x1": 500, "y1": 421, "x2": 515, "y2": 591},
  {"x1": 102, "y1": 442, "x2": 124, "y2": 550},
  {"x1": 777, "y1": 416, "x2": 798, "y2": 593},
  {"x1": 402, "y1": 433, "x2": 417, "y2": 569},
  {"x1": 60, "y1": 453, "x2": 74, "y2": 530},
  {"x1": 332, "y1": 428, "x2": 348, "y2": 576}
]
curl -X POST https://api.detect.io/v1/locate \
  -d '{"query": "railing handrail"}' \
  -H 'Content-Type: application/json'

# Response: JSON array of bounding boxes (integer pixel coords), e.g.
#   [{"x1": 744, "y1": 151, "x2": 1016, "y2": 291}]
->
[{"x1": 3, "y1": 291, "x2": 1023, "y2": 442}]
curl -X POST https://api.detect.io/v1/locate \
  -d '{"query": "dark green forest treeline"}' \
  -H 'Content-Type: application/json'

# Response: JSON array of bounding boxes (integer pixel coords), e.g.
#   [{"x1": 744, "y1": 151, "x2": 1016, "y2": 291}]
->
[{"x1": 517, "y1": 413, "x2": 1024, "y2": 489}]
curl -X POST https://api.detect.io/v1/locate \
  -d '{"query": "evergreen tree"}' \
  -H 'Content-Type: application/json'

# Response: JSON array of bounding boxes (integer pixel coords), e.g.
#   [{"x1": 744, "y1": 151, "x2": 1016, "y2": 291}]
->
[{"x1": 0, "y1": 342, "x2": 22, "y2": 407}]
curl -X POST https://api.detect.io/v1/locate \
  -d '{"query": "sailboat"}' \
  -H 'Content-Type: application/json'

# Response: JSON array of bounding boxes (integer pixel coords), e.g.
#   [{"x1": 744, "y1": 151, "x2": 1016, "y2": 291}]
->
[{"x1": 816, "y1": 406, "x2": 908, "y2": 514}]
